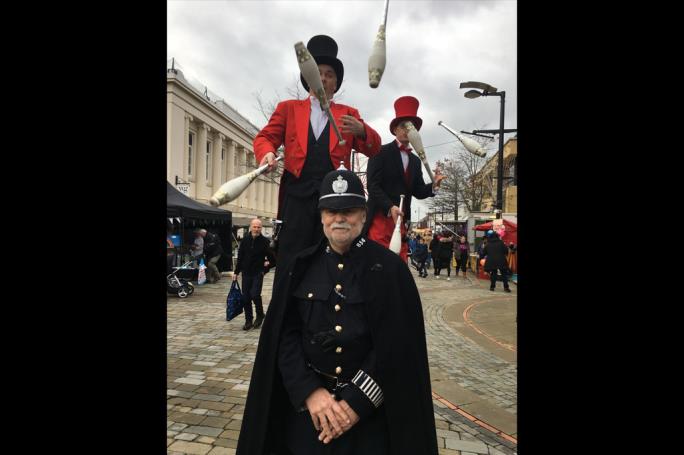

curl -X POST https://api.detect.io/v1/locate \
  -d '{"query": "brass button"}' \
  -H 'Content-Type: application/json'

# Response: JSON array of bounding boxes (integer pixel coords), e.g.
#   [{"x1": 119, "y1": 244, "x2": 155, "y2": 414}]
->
[
  {"x1": 335, "y1": 284, "x2": 342, "y2": 292},
  {"x1": 336, "y1": 346, "x2": 343, "y2": 354},
  {"x1": 338, "y1": 263, "x2": 344, "y2": 271},
  {"x1": 334, "y1": 304, "x2": 341, "y2": 312},
  {"x1": 307, "y1": 292, "x2": 313, "y2": 298},
  {"x1": 335, "y1": 325, "x2": 342, "y2": 333},
  {"x1": 335, "y1": 366, "x2": 342, "y2": 375}
]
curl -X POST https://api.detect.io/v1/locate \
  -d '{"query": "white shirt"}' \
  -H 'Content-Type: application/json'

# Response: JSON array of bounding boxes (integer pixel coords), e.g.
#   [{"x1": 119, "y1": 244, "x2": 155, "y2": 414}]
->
[
  {"x1": 395, "y1": 139, "x2": 438, "y2": 193},
  {"x1": 395, "y1": 139, "x2": 410, "y2": 171},
  {"x1": 309, "y1": 96, "x2": 329, "y2": 140}
]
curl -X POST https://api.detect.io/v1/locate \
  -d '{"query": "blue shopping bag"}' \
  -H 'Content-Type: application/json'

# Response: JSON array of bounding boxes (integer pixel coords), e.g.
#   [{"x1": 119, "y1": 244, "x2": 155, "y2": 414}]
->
[{"x1": 226, "y1": 280, "x2": 244, "y2": 321}]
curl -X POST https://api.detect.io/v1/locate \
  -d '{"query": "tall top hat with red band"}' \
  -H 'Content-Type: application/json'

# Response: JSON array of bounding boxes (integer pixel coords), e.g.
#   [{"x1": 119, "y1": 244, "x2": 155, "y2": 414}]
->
[
  {"x1": 389, "y1": 96, "x2": 422, "y2": 135},
  {"x1": 300, "y1": 35, "x2": 344, "y2": 94}
]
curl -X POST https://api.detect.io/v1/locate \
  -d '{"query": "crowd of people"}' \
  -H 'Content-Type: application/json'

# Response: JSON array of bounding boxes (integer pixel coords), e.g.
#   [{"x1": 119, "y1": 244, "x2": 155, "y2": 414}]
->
[{"x1": 405, "y1": 230, "x2": 516, "y2": 286}]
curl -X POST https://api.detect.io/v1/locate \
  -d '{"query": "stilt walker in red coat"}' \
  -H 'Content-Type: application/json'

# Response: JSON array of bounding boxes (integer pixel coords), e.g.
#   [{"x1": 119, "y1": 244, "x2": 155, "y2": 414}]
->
[
  {"x1": 364, "y1": 96, "x2": 445, "y2": 262},
  {"x1": 253, "y1": 35, "x2": 383, "y2": 274}
]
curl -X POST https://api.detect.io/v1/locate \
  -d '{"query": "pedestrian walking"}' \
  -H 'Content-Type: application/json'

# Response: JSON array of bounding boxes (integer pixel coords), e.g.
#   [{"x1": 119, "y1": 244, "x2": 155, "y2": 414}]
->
[
  {"x1": 233, "y1": 218, "x2": 276, "y2": 330},
  {"x1": 437, "y1": 233, "x2": 453, "y2": 281},
  {"x1": 413, "y1": 236, "x2": 429, "y2": 278},
  {"x1": 454, "y1": 233, "x2": 470, "y2": 279},
  {"x1": 198, "y1": 228, "x2": 224, "y2": 283},
  {"x1": 482, "y1": 230, "x2": 511, "y2": 292}
]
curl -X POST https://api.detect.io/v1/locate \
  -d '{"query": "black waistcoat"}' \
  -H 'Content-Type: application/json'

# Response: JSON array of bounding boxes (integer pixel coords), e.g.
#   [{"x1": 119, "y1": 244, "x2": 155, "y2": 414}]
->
[{"x1": 283, "y1": 121, "x2": 333, "y2": 198}]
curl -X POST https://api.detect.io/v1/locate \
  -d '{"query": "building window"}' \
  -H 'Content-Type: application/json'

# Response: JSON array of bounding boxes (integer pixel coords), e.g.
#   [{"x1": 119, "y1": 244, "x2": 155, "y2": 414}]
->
[
  {"x1": 206, "y1": 140, "x2": 212, "y2": 183},
  {"x1": 188, "y1": 131, "x2": 195, "y2": 177}
]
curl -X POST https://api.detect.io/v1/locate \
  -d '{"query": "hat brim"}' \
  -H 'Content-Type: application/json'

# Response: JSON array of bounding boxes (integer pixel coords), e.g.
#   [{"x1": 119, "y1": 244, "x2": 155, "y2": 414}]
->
[
  {"x1": 390, "y1": 116, "x2": 423, "y2": 135},
  {"x1": 300, "y1": 56, "x2": 344, "y2": 93},
  {"x1": 318, "y1": 194, "x2": 366, "y2": 211}
]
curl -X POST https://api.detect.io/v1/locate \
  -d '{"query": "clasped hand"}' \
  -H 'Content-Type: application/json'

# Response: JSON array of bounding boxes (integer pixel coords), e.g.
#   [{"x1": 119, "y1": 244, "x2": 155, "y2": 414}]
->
[{"x1": 305, "y1": 387, "x2": 359, "y2": 444}]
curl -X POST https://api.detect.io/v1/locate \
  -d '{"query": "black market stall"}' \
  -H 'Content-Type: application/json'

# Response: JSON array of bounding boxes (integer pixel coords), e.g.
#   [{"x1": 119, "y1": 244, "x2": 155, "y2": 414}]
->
[{"x1": 167, "y1": 181, "x2": 233, "y2": 274}]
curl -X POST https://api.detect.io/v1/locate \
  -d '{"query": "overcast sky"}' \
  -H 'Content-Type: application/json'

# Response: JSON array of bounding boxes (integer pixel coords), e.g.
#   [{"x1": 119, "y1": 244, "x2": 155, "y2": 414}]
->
[{"x1": 167, "y1": 0, "x2": 517, "y2": 220}]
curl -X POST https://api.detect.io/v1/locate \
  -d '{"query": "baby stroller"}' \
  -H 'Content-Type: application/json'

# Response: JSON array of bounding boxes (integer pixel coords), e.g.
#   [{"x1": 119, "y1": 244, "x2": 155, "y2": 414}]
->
[{"x1": 167, "y1": 259, "x2": 195, "y2": 298}]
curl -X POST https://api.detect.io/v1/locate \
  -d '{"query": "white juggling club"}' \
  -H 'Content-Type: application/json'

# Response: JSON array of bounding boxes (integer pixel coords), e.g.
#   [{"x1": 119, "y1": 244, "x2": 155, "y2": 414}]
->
[
  {"x1": 368, "y1": 0, "x2": 389, "y2": 88},
  {"x1": 437, "y1": 121, "x2": 487, "y2": 157},
  {"x1": 389, "y1": 194, "x2": 405, "y2": 254},
  {"x1": 404, "y1": 121, "x2": 434, "y2": 183},
  {"x1": 209, "y1": 155, "x2": 283, "y2": 207}
]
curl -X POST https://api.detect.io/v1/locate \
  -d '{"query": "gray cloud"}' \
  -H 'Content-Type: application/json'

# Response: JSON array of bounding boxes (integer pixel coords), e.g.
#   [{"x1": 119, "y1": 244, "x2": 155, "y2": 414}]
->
[{"x1": 168, "y1": 0, "x2": 517, "y2": 219}]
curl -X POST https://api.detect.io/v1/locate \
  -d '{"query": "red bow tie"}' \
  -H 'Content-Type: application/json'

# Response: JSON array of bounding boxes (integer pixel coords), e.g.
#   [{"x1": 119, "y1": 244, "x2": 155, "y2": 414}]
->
[{"x1": 399, "y1": 144, "x2": 412, "y2": 153}]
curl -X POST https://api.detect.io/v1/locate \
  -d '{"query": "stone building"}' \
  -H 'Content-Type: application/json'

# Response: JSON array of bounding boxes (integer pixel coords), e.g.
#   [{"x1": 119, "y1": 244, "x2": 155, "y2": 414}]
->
[
  {"x1": 166, "y1": 60, "x2": 279, "y2": 230},
  {"x1": 474, "y1": 136, "x2": 517, "y2": 215}
]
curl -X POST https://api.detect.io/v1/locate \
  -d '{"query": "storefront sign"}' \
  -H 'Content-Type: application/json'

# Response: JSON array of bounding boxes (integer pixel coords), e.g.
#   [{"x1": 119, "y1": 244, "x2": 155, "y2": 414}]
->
[{"x1": 176, "y1": 184, "x2": 190, "y2": 195}]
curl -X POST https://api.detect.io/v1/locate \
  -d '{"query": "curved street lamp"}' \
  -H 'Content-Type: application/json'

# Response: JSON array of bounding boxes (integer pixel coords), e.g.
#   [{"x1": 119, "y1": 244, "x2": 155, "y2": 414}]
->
[{"x1": 459, "y1": 80, "x2": 506, "y2": 218}]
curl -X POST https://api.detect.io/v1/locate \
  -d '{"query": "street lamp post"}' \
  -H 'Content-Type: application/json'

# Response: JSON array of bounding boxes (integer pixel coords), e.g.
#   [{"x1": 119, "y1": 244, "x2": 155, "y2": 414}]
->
[{"x1": 459, "y1": 81, "x2": 506, "y2": 219}]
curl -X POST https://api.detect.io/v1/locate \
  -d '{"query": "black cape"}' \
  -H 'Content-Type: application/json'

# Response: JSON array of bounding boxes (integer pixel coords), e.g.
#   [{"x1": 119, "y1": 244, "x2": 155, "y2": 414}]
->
[{"x1": 236, "y1": 236, "x2": 438, "y2": 455}]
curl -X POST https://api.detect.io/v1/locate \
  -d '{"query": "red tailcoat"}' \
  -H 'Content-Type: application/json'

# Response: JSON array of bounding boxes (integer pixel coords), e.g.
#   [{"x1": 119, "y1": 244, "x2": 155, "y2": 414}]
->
[{"x1": 254, "y1": 99, "x2": 382, "y2": 217}]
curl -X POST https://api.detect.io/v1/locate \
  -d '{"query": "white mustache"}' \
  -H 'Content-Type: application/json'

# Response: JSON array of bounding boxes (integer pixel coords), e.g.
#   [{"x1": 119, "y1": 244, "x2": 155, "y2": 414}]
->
[{"x1": 331, "y1": 223, "x2": 351, "y2": 230}]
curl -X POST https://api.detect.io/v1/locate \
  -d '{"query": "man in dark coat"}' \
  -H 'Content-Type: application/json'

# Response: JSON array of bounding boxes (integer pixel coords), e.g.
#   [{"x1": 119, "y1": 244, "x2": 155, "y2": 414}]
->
[
  {"x1": 233, "y1": 218, "x2": 276, "y2": 330},
  {"x1": 482, "y1": 230, "x2": 511, "y2": 292},
  {"x1": 253, "y1": 35, "x2": 382, "y2": 274},
  {"x1": 236, "y1": 166, "x2": 438, "y2": 455},
  {"x1": 364, "y1": 96, "x2": 444, "y2": 262}
]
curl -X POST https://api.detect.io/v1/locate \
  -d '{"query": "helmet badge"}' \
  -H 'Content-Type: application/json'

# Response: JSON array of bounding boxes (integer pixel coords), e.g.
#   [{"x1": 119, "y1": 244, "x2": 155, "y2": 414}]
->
[{"x1": 332, "y1": 175, "x2": 348, "y2": 194}]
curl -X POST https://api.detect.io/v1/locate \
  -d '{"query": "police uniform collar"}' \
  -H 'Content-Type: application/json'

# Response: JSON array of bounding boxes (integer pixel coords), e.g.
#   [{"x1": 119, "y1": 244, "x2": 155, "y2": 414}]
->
[{"x1": 324, "y1": 235, "x2": 366, "y2": 257}]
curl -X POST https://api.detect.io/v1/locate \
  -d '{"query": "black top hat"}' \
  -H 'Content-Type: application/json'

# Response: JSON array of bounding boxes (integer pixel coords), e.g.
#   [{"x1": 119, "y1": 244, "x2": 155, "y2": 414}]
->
[
  {"x1": 300, "y1": 35, "x2": 344, "y2": 94},
  {"x1": 318, "y1": 163, "x2": 366, "y2": 210}
]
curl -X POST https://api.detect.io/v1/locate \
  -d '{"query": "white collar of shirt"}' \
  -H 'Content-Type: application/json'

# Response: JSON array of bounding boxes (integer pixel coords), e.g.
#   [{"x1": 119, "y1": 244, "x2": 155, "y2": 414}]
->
[{"x1": 310, "y1": 96, "x2": 330, "y2": 140}]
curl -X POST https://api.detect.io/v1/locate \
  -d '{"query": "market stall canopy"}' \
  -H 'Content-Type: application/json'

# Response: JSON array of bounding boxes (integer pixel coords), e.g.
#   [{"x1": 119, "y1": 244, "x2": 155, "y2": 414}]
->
[
  {"x1": 473, "y1": 219, "x2": 517, "y2": 246},
  {"x1": 167, "y1": 181, "x2": 231, "y2": 222}
]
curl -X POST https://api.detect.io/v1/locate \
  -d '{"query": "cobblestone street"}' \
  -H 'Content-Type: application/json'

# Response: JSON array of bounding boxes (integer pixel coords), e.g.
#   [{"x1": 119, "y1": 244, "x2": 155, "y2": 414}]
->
[{"x1": 167, "y1": 266, "x2": 517, "y2": 455}]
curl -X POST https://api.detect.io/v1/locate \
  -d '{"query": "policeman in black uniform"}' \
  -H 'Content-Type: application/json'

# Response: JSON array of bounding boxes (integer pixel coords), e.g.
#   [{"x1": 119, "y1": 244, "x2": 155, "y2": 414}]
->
[
  {"x1": 236, "y1": 165, "x2": 438, "y2": 455},
  {"x1": 279, "y1": 164, "x2": 387, "y2": 453}
]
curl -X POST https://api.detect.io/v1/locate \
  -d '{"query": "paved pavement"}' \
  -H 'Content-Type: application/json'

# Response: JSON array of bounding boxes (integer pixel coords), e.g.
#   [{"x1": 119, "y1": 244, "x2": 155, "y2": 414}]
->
[{"x1": 167, "y1": 263, "x2": 517, "y2": 455}]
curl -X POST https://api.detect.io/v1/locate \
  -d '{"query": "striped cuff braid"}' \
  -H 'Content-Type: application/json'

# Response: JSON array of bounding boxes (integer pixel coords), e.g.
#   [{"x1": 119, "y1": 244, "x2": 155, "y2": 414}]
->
[{"x1": 351, "y1": 370, "x2": 384, "y2": 408}]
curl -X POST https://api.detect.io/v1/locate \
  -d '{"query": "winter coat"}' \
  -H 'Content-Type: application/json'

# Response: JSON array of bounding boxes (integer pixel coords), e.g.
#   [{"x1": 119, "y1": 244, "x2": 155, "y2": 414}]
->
[
  {"x1": 413, "y1": 243, "x2": 428, "y2": 261},
  {"x1": 203, "y1": 231, "x2": 224, "y2": 258},
  {"x1": 364, "y1": 140, "x2": 434, "y2": 233},
  {"x1": 437, "y1": 238, "x2": 454, "y2": 262},
  {"x1": 429, "y1": 237, "x2": 440, "y2": 260},
  {"x1": 235, "y1": 234, "x2": 276, "y2": 276},
  {"x1": 482, "y1": 237, "x2": 509, "y2": 272}
]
